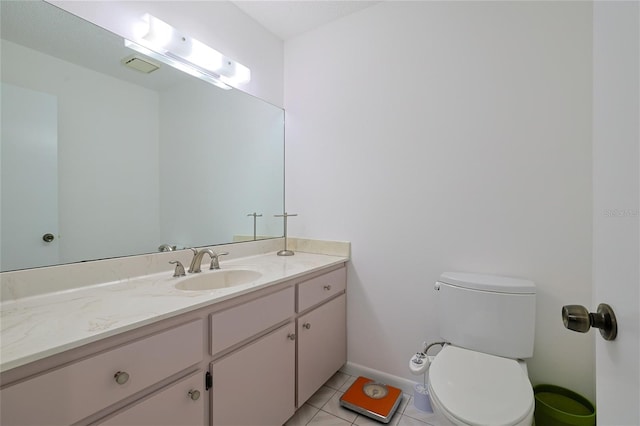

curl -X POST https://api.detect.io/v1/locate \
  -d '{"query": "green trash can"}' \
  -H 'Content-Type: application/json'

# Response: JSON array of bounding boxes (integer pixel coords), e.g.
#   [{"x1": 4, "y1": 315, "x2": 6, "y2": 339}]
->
[{"x1": 533, "y1": 384, "x2": 596, "y2": 426}]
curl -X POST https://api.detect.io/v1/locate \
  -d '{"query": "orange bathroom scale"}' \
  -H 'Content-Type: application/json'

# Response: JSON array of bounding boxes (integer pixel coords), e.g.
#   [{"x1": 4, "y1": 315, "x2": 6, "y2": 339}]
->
[{"x1": 340, "y1": 376, "x2": 403, "y2": 423}]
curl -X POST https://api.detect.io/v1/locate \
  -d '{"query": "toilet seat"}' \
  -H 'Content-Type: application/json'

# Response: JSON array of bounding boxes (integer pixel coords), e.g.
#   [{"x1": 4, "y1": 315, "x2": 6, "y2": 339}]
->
[{"x1": 428, "y1": 345, "x2": 534, "y2": 426}]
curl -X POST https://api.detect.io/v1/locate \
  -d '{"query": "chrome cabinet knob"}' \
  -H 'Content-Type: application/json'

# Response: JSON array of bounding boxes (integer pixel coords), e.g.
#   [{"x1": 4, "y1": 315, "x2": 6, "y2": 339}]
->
[
  {"x1": 188, "y1": 390, "x2": 201, "y2": 401},
  {"x1": 287, "y1": 333, "x2": 296, "y2": 341},
  {"x1": 323, "y1": 285, "x2": 332, "y2": 291},
  {"x1": 302, "y1": 323, "x2": 311, "y2": 330},
  {"x1": 114, "y1": 371, "x2": 130, "y2": 385},
  {"x1": 562, "y1": 303, "x2": 617, "y2": 341}
]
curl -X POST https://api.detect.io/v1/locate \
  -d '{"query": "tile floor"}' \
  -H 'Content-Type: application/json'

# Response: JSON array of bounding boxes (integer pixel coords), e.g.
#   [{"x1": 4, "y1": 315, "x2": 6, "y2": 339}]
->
[{"x1": 284, "y1": 372, "x2": 441, "y2": 426}]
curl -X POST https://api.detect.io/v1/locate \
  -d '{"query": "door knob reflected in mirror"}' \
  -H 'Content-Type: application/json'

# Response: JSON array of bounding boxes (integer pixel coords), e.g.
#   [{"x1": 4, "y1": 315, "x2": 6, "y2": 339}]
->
[{"x1": 562, "y1": 303, "x2": 617, "y2": 341}]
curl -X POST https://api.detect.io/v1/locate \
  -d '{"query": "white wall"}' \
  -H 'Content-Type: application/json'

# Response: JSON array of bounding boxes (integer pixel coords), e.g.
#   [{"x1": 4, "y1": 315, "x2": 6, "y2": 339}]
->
[
  {"x1": 285, "y1": 1, "x2": 595, "y2": 400},
  {"x1": 48, "y1": 0, "x2": 284, "y2": 108}
]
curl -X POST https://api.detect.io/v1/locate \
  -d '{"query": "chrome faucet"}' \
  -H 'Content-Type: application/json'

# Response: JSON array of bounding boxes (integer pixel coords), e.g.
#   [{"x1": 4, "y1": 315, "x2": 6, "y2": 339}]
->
[
  {"x1": 188, "y1": 248, "x2": 215, "y2": 273},
  {"x1": 188, "y1": 248, "x2": 229, "y2": 273}
]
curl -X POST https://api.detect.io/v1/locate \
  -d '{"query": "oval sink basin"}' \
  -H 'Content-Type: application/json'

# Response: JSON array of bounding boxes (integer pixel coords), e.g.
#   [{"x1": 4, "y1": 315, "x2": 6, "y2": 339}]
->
[{"x1": 175, "y1": 270, "x2": 262, "y2": 291}]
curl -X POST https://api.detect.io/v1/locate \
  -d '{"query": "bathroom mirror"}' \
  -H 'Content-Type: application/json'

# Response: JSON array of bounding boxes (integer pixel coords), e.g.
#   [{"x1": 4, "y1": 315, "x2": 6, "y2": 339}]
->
[{"x1": 0, "y1": 0, "x2": 284, "y2": 272}]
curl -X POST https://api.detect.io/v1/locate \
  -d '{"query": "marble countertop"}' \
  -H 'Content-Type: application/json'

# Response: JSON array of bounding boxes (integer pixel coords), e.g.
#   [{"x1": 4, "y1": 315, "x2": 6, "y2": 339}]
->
[{"x1": 0, "y1": 251, "x2": 347, "y2": 373}]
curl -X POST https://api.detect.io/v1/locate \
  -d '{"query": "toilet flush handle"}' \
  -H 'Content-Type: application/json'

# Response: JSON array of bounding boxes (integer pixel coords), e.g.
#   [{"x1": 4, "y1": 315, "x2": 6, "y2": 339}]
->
[{"x1": 562, "y1": 303, "x2": 617, "y2": 341}]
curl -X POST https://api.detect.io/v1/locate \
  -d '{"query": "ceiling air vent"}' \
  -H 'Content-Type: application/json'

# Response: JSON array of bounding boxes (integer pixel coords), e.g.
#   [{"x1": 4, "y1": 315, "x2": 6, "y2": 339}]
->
[{"x1": 121, "y1": 54, "x2": 159, "y2": 74}]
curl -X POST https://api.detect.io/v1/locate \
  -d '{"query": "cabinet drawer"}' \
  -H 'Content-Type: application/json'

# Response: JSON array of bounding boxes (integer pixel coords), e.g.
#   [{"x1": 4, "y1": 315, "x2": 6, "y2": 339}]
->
[
  {"x1": 297, "y1": 267, "x2": 346, "y2": 312},
  {"x1": 0, "y1": 320, "x2": 203, "y2": 426},
  {"x1": 210, "y1": 286, "x2": 294, "y2": 356},
  {"x1": 97, "y1": 370, "x2": 205, "y2": 426}
]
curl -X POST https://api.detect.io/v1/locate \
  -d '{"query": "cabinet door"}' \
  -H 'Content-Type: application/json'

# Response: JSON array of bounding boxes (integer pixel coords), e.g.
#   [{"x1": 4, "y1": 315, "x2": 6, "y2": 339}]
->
[
  {"x1": 97, "y1": 370, "x2": 205, "y2": 426},
  {"x1": 210, "y1": 323, "x2": 296, "y2": 426},
  {"x1": 297, "y1": 294, "x2": 347, "y2": 406}
]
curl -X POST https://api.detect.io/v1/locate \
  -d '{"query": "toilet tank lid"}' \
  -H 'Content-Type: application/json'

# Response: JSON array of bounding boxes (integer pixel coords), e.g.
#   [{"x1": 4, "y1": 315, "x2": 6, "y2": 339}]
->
[{"x1": 438, "y1": 272, "x2": 536, "y2": 294}]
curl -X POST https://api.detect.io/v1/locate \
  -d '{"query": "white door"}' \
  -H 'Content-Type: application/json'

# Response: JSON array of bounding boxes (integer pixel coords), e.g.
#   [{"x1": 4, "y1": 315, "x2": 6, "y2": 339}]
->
[
  {"x1": 592, "y1": 2, "x2": 639, "y2": 425},
  {"x1": 0, "y1": 83, "x2": 59, "y2": 271}
]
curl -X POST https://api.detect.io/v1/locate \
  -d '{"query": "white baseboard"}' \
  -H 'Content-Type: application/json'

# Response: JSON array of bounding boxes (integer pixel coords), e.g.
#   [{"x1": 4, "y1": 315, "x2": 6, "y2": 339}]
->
[{"x1": 340, "y1": 361, "x2": 423, "y2": 395}]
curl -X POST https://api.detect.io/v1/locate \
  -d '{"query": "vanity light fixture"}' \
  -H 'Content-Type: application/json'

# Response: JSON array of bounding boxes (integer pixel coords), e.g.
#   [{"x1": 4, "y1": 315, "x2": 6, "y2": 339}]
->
[
  {"x1": 124, "y1": 40, "x2": 231, "y2": 89},
  {"x1": 125, "y1": 14, "x2": 251, "y2": 89}
]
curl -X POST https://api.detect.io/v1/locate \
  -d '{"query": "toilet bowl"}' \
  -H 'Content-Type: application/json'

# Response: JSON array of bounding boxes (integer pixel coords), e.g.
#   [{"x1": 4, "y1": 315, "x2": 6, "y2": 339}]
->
[
  {"x1": 431, "y1": 272, "x2": 537, "y2": 426},
  {"x1": 428, "y1": 345, "x2": 534, "y2": 426}
]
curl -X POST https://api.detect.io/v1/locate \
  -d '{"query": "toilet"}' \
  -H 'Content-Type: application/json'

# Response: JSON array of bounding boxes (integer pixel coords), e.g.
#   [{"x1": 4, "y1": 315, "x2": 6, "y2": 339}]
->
[{"x1": 428, "y1": 272, "x2": 537, "y2": 426}]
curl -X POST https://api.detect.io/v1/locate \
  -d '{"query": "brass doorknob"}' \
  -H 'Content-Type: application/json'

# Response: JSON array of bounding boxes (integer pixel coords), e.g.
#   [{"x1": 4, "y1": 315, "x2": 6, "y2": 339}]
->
[{"x1": 562, "y1": 303, "x2": 617, "y2": 341}]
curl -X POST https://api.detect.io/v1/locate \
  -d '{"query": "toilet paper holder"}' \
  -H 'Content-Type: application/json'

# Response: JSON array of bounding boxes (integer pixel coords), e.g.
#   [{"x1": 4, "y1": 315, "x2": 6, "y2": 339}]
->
[{"x1": 562, "y1": 303, "x2": 617, "y2": 341}]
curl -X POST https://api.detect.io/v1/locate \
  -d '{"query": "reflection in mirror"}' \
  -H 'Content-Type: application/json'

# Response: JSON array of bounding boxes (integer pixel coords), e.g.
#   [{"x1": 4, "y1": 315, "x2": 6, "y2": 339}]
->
[{"x1": 0, "y1": 1, "x2": 284, "y2": 272}]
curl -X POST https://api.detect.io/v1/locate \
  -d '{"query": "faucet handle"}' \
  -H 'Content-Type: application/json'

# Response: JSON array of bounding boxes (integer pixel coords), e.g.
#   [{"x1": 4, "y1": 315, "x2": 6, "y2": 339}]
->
[
  {"x1": 169, "y1": 260, "x2": 186, "y2": 277},
  {"x1": 209, "y1": 252, "x2": 229, "y2": 270}
]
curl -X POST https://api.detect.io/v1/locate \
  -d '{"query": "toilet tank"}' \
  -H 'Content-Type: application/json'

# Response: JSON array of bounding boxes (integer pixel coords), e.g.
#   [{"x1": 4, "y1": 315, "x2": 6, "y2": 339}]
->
[{"x1": 435, "y1": 272, "x2": 536, "y2": 359}]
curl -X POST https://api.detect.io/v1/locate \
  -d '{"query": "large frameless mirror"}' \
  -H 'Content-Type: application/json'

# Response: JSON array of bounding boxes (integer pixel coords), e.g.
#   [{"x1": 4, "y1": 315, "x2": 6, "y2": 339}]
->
[{"x1": 0, "y1": 0, "x2": 284, "y2": 272}]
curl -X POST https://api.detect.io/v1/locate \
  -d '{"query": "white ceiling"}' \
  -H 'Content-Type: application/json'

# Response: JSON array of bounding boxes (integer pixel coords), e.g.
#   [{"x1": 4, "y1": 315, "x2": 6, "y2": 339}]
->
[{"x1": 231, "y1": 1, "x2": 381, "y2": 40}]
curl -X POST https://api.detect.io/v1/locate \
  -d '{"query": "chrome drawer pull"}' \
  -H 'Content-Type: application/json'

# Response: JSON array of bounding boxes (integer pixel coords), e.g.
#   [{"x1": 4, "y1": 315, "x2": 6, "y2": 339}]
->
[
  {"x1": 188, "y1": 390, "x2": 201, "y2": 401},
  {"x1": 303, "y1": 323, "x2": 311, "y2": 330},
  {"x1": 323, "y1": 285, "x2": 332, "y2": 291},
  {"x1": 287, "y1": 333, "x2": 296, "y2": 341},
  {"x1": 114, "y1": 371, "x2": 130, "y2": 385}
]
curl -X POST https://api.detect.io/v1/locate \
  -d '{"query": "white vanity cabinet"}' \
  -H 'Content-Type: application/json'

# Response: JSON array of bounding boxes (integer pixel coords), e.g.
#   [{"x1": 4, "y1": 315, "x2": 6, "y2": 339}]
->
[
  {"x1": 296, "y1": 268, "x2": 347, "y2": 406},
  {"x1": 207, "y1": 266, "x2": 347, "y2": 423},
  {"x1": 0, "y1": 262, "x2": 347, "y2": 426}
]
